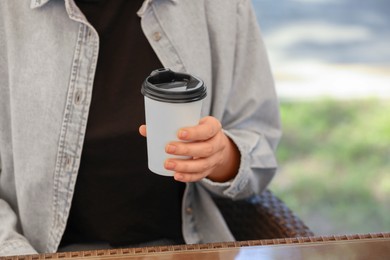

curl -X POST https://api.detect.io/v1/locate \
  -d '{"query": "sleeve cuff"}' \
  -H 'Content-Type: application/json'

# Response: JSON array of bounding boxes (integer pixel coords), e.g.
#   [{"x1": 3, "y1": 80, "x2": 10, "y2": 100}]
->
[{"x1": 200, "y1": 130, "x2": 253, "y2": 199}]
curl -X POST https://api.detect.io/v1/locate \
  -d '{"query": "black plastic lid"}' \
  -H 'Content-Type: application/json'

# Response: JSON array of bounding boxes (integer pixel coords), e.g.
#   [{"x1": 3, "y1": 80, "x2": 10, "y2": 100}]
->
[{"x1": 141, "y1": 68, "x2": 207, "y2": 103}]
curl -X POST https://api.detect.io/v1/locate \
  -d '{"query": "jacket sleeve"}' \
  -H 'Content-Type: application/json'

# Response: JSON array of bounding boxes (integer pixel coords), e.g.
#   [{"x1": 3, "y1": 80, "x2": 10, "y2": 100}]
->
[{"x1": 200, "y1": 0, "x2": 282, "y2": 200}]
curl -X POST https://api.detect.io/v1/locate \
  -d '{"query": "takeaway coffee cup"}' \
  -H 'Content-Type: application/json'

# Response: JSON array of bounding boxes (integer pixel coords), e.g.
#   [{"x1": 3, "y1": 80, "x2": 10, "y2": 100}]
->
[{"x1": 141, "y1": 68, "x2": 207, "y2": 176}]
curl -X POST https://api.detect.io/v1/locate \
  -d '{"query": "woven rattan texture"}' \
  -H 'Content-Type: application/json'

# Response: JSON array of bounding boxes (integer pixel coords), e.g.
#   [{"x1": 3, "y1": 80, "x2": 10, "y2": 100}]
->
[{"x1": 213, "y1": 189, "x2": 314, "y2": 240}]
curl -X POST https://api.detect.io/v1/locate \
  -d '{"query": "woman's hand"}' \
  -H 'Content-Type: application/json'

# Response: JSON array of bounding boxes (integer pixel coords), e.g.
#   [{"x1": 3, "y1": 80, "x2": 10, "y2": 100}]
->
[{"x1": 139, "y1": 116, "x2": 240, "y2": 182}]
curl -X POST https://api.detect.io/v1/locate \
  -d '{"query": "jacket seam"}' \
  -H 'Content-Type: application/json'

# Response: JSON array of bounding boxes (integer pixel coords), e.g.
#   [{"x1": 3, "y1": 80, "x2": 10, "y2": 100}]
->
[{"x1": 150, "y1": 2, "x2": 188, "y2": 72}]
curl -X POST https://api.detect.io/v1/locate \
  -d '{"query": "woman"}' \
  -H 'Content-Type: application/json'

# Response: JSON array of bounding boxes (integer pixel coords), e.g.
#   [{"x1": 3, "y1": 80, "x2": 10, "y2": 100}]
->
[{"x1": 0, "y1": 0, "x2": 281, "y2": 256}]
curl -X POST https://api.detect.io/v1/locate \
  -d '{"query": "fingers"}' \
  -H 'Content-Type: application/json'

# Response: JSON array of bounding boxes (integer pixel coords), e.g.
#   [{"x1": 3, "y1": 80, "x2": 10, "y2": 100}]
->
[
  {"x1": 165, "y1": 134, "x2": 227, "y2": 183},
  {"x1": 177, "y1": 116, "x2": 222, "y2": 141},
  {"x1": 139, "y1": 125, "x2": 146, "y2": 137},
  {"x1": 141, "y1": 116, "x2": 231, "y2": 183},
  {"x1": 165, "y1": 156, "x2": 214, "y2": 173},
  {"x1": 140, "y1": 116, "x2": 221, "y2": 141},
  {"x1": 165, "y1": 139, "x2": 219, "y2": 158},
  {"x1": 165, "y1": 116, "x2": 228, "y2": 182},
  {"x1": 165, "y1": 156, "x2": 222, "y2": 182},
  {"x1": 174, "y1": 172, "x2": 208, "y2": 183}
]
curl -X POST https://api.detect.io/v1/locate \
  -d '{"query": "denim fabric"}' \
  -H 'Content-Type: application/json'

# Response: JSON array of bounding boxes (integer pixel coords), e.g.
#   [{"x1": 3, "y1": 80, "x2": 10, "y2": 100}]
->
[{"x1": 0, "y1": 0, "x2": 281, "y2": 256}]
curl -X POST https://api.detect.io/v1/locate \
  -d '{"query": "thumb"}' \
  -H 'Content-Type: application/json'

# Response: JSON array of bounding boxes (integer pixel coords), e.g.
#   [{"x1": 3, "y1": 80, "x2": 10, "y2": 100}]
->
[{"x1": 139, "y1": 125, "x2": 147, "y2": 137}]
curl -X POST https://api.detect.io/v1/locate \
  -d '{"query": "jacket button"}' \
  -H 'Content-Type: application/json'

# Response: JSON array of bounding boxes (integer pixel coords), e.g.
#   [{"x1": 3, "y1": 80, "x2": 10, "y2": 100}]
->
[
  {"x1": 153, "y1": 31, "x2": 162, "y2": 41},
  {"x1": 74, "y1": 90, "x2": 83, "y2": 105},
  {"x1": 65, "y1": 156, "x2": 71, "y2": 166},
  {"x1": 64, "y1": 155, "x2": 73, "y2": 170},
  {"x1": 185, "y1": 207, "x2": 193, "y2": 214}
]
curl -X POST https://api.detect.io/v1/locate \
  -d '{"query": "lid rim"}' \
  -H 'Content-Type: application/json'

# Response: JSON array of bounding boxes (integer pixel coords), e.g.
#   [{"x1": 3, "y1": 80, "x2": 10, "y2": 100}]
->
[{"x1": 141, "y1": 69, "x2": 207, "y2": 103}]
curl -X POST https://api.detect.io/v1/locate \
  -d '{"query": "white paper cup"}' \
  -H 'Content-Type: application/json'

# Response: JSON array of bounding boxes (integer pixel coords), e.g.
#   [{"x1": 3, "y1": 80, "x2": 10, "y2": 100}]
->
[{"x1": 141, "y1": 68, "x2": 207, "y2": 176}]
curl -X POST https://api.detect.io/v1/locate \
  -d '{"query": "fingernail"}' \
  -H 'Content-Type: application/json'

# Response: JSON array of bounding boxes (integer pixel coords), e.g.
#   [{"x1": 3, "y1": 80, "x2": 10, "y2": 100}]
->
[
  {"x1": 166, "y1": 144, "x2": 176, "y2": 154},
  {"x1": 179, "y1": 130, "x2": 188, "y2": 139},
  {"x1": 174, "y1": 173, "x2": 184, "y2": 181},
  {"x1": 165, "y1": 161, "x2": 175, "y2": 170}
]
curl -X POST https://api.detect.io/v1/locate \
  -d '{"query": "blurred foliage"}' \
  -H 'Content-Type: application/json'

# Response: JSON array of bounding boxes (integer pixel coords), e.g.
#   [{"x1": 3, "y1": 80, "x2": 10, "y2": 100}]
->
[{"x1": 271, "y1": 98, "x2": 390, "y2": 235}]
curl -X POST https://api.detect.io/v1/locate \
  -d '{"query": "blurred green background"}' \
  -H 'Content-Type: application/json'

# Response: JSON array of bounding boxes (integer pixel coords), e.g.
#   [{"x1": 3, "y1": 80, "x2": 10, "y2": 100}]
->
[
  {"x1": 253, "y1": 0, "x2": 390, "y2": 235},
  {"x1": 271, "y1": 99, "x2": 390, "y2": 235}
]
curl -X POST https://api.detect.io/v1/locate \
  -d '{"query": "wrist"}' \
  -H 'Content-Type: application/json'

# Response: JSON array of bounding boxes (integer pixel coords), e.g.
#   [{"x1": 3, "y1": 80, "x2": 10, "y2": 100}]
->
[{"x1": 207, "y1": 133, "x2": 240, "y2": 182}]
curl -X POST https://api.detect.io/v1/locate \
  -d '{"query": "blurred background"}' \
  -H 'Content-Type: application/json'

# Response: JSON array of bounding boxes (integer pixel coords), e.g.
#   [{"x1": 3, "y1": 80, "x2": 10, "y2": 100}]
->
[{"x1": 252, "y1": 0, "x2": 390, "y2": 235}]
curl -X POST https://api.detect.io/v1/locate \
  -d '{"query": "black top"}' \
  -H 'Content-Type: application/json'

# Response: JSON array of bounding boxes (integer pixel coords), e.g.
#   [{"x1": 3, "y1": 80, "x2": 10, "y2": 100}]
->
[{"x1": 60, "y1": 0, "x2": 185, "y2": 247}]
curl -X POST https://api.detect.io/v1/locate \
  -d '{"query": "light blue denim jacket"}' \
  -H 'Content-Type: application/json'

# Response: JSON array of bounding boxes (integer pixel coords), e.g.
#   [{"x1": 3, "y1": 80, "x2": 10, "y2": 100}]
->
[{"x1": 0, "y1": 0, "x2": 281, "y2": 256}]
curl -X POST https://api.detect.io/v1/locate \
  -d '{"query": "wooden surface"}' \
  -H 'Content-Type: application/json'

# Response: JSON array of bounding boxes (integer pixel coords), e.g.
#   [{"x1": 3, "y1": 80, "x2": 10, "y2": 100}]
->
[{"x1": 3, "y1": 233, "x2": 389, "y2": 260}]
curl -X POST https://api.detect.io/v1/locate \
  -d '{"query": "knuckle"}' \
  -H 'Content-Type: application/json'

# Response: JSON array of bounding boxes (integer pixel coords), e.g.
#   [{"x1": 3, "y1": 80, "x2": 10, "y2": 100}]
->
[
  {"x1": 181, "y1": 145, "x2": 190, "y2": 155},
  {"x1": 183, "y1": 174, "x2": 195, "y2": 183},
  {"x1": 201, "y1": 160, "x2": 211, "y2": 172},
  {"x1": 204, "y1": 143, "x2": 214, "y2": 156},
  {"x1": 180, "y1": 163, "x2": 189, "y2": 172},
  {"x1": 217, "y1": 121, "x2": 222, "y2": 130},
  {"x1": 206, "y1": 125, "x2": 214, "y2": 138}
]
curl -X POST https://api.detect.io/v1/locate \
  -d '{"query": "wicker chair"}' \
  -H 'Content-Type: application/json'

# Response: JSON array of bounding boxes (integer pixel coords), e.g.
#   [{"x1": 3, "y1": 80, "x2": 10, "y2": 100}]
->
[
  {"x1": 213, "y1": 189, "x2": 314, "y2": 240},
  {"x1": 4, "y1": 191, "x2": 315, "y2": 260}
]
